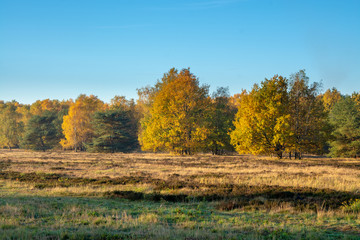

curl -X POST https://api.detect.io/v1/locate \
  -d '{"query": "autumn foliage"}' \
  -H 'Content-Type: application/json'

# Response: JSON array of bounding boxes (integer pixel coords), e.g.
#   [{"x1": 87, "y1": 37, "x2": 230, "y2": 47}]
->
[
  {"x1": 0, "y1": 68, "x2": 359, "y2": 158},
  {"x1": 140, "y1": 68, "x2": 211, "y2": 154},
  {"x1": 60, "y1": 95, "x2": 104, "y2": 151}
]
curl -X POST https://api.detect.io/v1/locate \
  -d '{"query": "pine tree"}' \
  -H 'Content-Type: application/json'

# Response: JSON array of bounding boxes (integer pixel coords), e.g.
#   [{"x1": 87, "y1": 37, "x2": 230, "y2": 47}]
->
[
  {"x1": 88, "y1": 110, "x2": 138, "y2": 153},
  {"x1": 22, "y1": 111, "x2": 59, "y2": 151},
  {"x1": 329, "y1": 97, "x2": 360, "y2": 158}
]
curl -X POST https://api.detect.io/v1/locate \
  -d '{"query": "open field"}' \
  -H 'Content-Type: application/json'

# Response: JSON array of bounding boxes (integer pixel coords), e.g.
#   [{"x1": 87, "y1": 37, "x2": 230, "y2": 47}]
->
[{"x1": 0, "y1": 150, "x2": 360, "y2": 239}]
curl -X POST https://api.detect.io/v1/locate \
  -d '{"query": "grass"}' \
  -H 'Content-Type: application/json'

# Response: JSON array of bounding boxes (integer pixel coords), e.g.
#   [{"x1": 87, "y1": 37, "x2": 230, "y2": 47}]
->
[{"x1": 0, "y1": 150, "x2": 360, "y2": 239}]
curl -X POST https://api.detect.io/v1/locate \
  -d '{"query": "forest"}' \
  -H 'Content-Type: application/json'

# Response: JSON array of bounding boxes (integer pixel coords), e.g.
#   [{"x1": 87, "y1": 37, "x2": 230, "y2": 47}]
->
[{"x1": 0, "y1": 68, "x2": 358, "y2": 159}]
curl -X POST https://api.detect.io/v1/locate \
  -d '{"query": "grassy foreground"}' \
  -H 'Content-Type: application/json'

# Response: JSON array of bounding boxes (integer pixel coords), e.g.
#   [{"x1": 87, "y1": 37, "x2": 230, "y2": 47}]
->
[{"x1": 0, "y1": 150, "x2": 359, "y2": 239}]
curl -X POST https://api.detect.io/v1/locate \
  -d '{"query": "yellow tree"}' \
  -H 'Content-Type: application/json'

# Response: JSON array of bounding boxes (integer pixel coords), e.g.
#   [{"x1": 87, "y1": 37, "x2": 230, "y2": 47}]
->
[
  {"x1": 137, "y1": 68, "x2": 180, "y2": 151},
  {"x1": 60, "y1": 95, "x2": 104, "y2": 151},
  {"x1": 321, "y1": 88, "x2": 342, "y2": 112},
  {"x1": 230, "y1": 76, "x2": 291, "y2": 158},
  {"x1": 30, "y1": 99, "x2": 65, "y2": 116},
  {"x1": 140, "y1": 68, "x2": 211, "y2": 154}
]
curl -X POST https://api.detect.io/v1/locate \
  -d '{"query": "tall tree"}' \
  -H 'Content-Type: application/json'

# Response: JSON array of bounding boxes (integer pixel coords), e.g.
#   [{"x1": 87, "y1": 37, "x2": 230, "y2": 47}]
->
[
  {"x1": 0, "y1": 102, "x2": 24, "y2": 149},
  {"x1": 230, "y1": 75, "x2": 291, "y2": 159},
  {"x1": 328, "y1": 97, "x2": 360, "y2": 158},
  {"x1": 206, "y1": 87, "x2": 236, "y2": 155},
  {"x1": 22, "y1": 111, "x2": 59, "y2": 151},
  {"x1": 88, "y1": 110, "x2": 138, "y2": 153},
  {"x1": 288, "y1": 70, "x2": 330, "y2": 159},
  {"x1": 60, "y1": 95, "x2": 104, "y2": 151},
  {"x1": 140, "y1": 68, "x2": 211, "y2": 154}
]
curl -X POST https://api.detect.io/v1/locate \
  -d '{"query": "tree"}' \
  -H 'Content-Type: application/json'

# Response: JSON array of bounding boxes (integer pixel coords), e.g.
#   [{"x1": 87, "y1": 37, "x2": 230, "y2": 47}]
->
[
  {"x1": 288, "y1": 70, "x2": 330, "y2": 159},
  {"x1": 0, "y1": 102, "x2": 24, "y2": 149},
  {"x1": 321, "y1": 88, "x2": 342, "y2": 112},
  {"x1": 351, "y1": 92, "x2": 360, "y2": 111},
  {"x1": 206, "y1": 87, "x2": 236, "y2": 155},
  {"x1": 88, "y1": 110, "x2": 138, "y2": 153},
  {"x1": 230, "y1": 75, "x2": 291, "y2": 159},
  {"x1": 30, "y1": 99, "x2": 63, "y2": 116},
  {"x1": 140, "y1": 68, "x2": 211, "y2": 154},
  {"x1": 60, "y1": 95, "x2": 104, "y2": 151},
  {"x1": 328, "y1": 97, "x2": 360, "y2": 158},
  {"x1": 110, "y1": 96, "x2": 140, "y2": 137},
  {"x1": 22, "y1": 111, "x2": 59, "y2": 151}
]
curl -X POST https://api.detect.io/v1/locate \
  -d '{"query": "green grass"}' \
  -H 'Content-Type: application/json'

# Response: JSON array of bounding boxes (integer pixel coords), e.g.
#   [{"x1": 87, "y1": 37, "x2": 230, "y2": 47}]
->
[{"x1": 1, "y1": 195, "x2": 359, "y2": 240}]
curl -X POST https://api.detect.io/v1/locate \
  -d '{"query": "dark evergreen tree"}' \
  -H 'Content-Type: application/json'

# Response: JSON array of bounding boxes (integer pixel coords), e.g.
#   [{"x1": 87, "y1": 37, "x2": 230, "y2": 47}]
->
[
  {"x1": 329, "y1": 97, "x2": 360, "y2": 158},
  {"x1": 22, "y1": 111, "x2": 59, "y2": 151},
  {"x1": 88, "y1": 110, "x2": 138, "y2": 153}
]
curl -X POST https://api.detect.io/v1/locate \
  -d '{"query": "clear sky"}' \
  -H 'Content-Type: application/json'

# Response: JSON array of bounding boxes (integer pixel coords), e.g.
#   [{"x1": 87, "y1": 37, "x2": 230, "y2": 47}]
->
[{"x1": 1, "y1": 0, "x2": 359, "y2": 104}]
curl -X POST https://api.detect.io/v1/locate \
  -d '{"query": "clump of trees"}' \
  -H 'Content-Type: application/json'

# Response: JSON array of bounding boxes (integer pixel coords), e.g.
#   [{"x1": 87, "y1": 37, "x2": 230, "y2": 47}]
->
[
  {"x1": 230, "y1": 70, "x2": 332, "y2": 159},
  {"x1": 0, "y1": 68, "x2": 359, "y2": 158}
]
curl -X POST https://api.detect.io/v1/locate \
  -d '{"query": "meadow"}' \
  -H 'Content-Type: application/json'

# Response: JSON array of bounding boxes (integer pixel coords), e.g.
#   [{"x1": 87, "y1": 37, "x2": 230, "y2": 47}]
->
[{"x1": 0, "y1": 150, "x2": 359, "y2": 239}]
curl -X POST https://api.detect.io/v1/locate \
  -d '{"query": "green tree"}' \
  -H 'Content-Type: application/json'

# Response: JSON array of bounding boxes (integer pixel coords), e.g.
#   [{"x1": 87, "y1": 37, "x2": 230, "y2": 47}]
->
[
  {"x1": 0, "y1": 102, "x2": 24, "y2": 150},
  {"x1": 328, "y1": 96, "x2": 360, "y2": 158},
  {"x1": 88, "y1": 110, "x2": 138, "y2": 153},
  {"x1": 22, "y1": 111, "x2": 59, "y2": 151},
  {"x1": 206, "y1": 87, "x2": 236, "y2": 155},
  {"x1": 230, "y1": 75, "x2": 291, "y2": 159},
  {"x1": 288, "y1": 70, "x2": 330, "y2": 159}
]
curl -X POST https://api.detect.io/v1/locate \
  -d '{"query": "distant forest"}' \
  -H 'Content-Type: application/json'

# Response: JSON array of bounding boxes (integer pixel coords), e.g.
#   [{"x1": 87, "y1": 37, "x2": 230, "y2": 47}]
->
[{"x1": 1, "y1": 68, "x2": 358, "y2": 159}]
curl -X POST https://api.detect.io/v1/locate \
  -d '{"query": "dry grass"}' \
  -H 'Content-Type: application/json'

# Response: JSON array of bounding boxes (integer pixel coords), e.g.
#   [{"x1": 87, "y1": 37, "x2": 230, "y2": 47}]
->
[{"x1": 0, "y1": 149, "x2": 360, "y2": 239}]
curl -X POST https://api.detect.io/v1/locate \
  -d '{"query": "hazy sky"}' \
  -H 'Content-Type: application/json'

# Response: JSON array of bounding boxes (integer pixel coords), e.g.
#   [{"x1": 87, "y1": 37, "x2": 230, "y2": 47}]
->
[{"x1": 1, "y1": 0, "x2": 359, "y2": 104}]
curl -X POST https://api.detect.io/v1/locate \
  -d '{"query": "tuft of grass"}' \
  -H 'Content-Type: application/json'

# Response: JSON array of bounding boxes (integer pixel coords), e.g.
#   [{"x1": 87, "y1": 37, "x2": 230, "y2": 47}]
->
[{"x1": 342, "y1": 199, "x2": 360, "y2": 213}]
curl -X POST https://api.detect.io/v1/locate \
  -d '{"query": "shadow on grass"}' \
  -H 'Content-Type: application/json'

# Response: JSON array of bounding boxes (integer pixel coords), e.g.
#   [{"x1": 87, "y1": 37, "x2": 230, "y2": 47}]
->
[{"x1": 1, "y1": 170, "x2": 360, "y2": 212}]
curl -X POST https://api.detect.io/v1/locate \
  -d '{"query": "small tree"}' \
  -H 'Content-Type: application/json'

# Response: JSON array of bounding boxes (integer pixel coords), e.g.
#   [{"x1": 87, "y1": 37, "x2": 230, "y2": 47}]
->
[
  {"x1": 88, "y1": 110, "x2": 138, "y2": 153},
  {"x1": 22, "y1": 111, "x2": 59, "y2": 151}
]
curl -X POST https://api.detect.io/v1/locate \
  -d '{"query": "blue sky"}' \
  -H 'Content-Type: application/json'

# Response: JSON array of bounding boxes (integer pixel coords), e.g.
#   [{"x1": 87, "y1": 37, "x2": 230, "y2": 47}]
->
[{"x1": 1, "y1": 0, "x2": 359, "y2": 104}]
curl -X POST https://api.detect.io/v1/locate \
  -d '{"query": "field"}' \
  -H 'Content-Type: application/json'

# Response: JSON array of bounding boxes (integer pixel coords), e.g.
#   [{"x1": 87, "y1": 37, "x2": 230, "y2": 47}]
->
[{"x1": 0, "y1": 150, "x2": 360, "y2": 239}]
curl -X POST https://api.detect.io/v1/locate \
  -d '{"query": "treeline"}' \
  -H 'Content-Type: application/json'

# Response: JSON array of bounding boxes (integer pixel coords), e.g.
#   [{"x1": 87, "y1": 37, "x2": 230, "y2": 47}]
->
[{"x1": 0, "y1": 68, "x2": 359, "y2": 158}]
